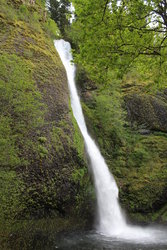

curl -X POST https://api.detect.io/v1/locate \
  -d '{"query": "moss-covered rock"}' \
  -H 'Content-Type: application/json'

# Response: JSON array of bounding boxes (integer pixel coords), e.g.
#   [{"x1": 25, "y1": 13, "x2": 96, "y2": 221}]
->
[
  {"x1": 0, "y1": 0, "x2": 94, "y2": 242},
  {"x1": 125, "y1": 92, "x2": 167, "y2": 132}
]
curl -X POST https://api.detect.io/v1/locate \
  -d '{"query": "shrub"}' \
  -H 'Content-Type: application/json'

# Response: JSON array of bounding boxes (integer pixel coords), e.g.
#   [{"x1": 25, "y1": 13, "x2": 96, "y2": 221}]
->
[{"x1": 43, "y1": 18, "x2": 60, "y2": 38}]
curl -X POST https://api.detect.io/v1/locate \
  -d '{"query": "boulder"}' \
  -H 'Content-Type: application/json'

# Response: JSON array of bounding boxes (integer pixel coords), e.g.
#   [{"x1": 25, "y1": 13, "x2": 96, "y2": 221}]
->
[{"x1": 125, "y1": 93, "x2": 167, "y2": 132}]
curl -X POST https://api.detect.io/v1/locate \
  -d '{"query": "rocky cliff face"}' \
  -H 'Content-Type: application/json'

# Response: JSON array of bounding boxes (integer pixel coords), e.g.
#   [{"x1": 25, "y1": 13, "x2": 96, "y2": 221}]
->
[
  {"x1": 125, "y1": 92, "x2": 167, "y2": 133},
  {"x1": 0, "y1": 0, "x2": 94, "y2": 239}
]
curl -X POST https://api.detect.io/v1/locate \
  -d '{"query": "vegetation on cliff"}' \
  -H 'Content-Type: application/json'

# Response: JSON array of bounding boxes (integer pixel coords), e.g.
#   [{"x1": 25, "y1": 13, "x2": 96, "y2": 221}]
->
[
  {"x1": 70, "y1": 0, "x2": 167, "y2": 223},
  {"x1": 75, "y1": 66, "x2": 167, "y2": 224},
  {"x1": 1, "y1": 0, "x2": 167, "y2": 247},
  {"x1": 0, "y1": 0, "x2": 94, "y2": 247}
]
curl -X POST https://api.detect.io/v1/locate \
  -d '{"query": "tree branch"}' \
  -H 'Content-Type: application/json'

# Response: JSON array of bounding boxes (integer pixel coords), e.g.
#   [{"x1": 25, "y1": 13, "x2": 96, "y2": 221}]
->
[{"x1": 102, "y1": 0, "x2": 109, "y2": 22}]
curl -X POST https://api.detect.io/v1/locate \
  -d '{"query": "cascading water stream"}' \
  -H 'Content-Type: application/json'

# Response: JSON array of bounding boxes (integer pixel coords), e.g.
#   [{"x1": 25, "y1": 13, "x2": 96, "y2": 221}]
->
[{"x1": 54, "y1": 39, "x2": 167, "y2": 243}]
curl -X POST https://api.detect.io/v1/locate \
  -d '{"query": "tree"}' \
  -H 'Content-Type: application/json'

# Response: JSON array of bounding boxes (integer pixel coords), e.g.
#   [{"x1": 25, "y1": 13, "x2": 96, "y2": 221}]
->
[
  {"x1": 49, "y1": 0, "x2": 71, "y2": 35},
  {"x1": 71, "y1": 0, "x2": 167, "y2": 85}
]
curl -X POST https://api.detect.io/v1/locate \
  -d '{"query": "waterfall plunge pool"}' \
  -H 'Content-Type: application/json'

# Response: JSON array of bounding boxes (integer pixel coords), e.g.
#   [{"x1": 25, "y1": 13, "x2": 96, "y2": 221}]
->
[{"x1": 39, "y1": 229, "x2": 167, "y2": 250}]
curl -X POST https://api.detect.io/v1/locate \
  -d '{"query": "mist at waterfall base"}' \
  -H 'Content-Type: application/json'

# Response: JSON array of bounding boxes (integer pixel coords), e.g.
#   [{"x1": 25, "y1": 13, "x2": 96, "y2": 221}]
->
[{"x1": 54, "y1": 39, "x2": 167, "y2": 246}]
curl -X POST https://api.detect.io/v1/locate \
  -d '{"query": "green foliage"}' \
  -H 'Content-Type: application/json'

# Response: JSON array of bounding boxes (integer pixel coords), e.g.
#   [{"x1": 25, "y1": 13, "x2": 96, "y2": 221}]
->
[
  {"x1": 77, "y1": 68, "x2": 126, "y2": 161},
  {"x1": 68, "y1": 0, "x2": 167, "y2": 222},
  {"x1": 71, "y1": 0, "x2": 167, "y2": 87},
  {"x1": 121, "y1": 56, "x2": 167, "y2": 93},
  {"x1": 43, "y1": 18, "x2": 61, "y2": 38},
  {"x1": 49, "y1": 0, "x2": 71, "y2": 35},
  {"x1": 76, "y1": 63, "x2": 167, "y2": 221}
]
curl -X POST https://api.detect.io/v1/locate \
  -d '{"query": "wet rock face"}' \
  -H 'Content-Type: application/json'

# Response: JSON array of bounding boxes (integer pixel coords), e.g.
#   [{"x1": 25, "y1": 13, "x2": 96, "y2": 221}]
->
[{"x1": 125, "y1": 93, "x2": 167, "y2": 132}]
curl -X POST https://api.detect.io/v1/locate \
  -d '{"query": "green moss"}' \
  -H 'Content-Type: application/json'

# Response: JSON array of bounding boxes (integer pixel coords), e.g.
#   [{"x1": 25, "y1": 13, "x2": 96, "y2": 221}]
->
[
  {"x1": 0, "y1": 116, "x2": 20, "y2": 167},
  {"x1": 38, "y1": 145, "x2": 49, "y2": 158},
  {"x1": 0, "y1": 216, "x2": 88, "y2": 250},
  {"x1": 0, "y1": 53, "x2": 45, "y2": 167},
  {"x1": 38, "y1": 136, "x2": 47, "y2": 143},
  {"x1": 0, "y1": 170, "x2": 25, "y2": 230},
  {"x1": 0, "y1": 0, "x2": 94, "y2": 242},
  {"x1": 51, "y1": 125, "x2": 71, "y2": 154},
  {"x1": 125, "y1": 93, "x2": 167, "y2": 132},
  {"x1": 71, "y1": 111, "x2": 85, "y2": 159},
  {"x1": 77, "y1": 66, "x2": 167, "y2": 223},
  {"x1": 0, "y1": 0, "x2": 92, "y2": 234}
]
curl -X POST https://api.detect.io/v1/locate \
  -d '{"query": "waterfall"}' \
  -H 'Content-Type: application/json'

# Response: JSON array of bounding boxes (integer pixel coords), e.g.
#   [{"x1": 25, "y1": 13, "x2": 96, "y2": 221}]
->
[{"x1": 54, "y1": 39, "x2": 166, "y2": 242}]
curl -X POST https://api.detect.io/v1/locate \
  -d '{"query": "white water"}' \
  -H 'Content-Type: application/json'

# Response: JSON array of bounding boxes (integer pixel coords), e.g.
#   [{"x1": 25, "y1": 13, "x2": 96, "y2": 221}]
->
[{"x1": 54, "y1": 39, "x2": 167, "y2": 243}]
